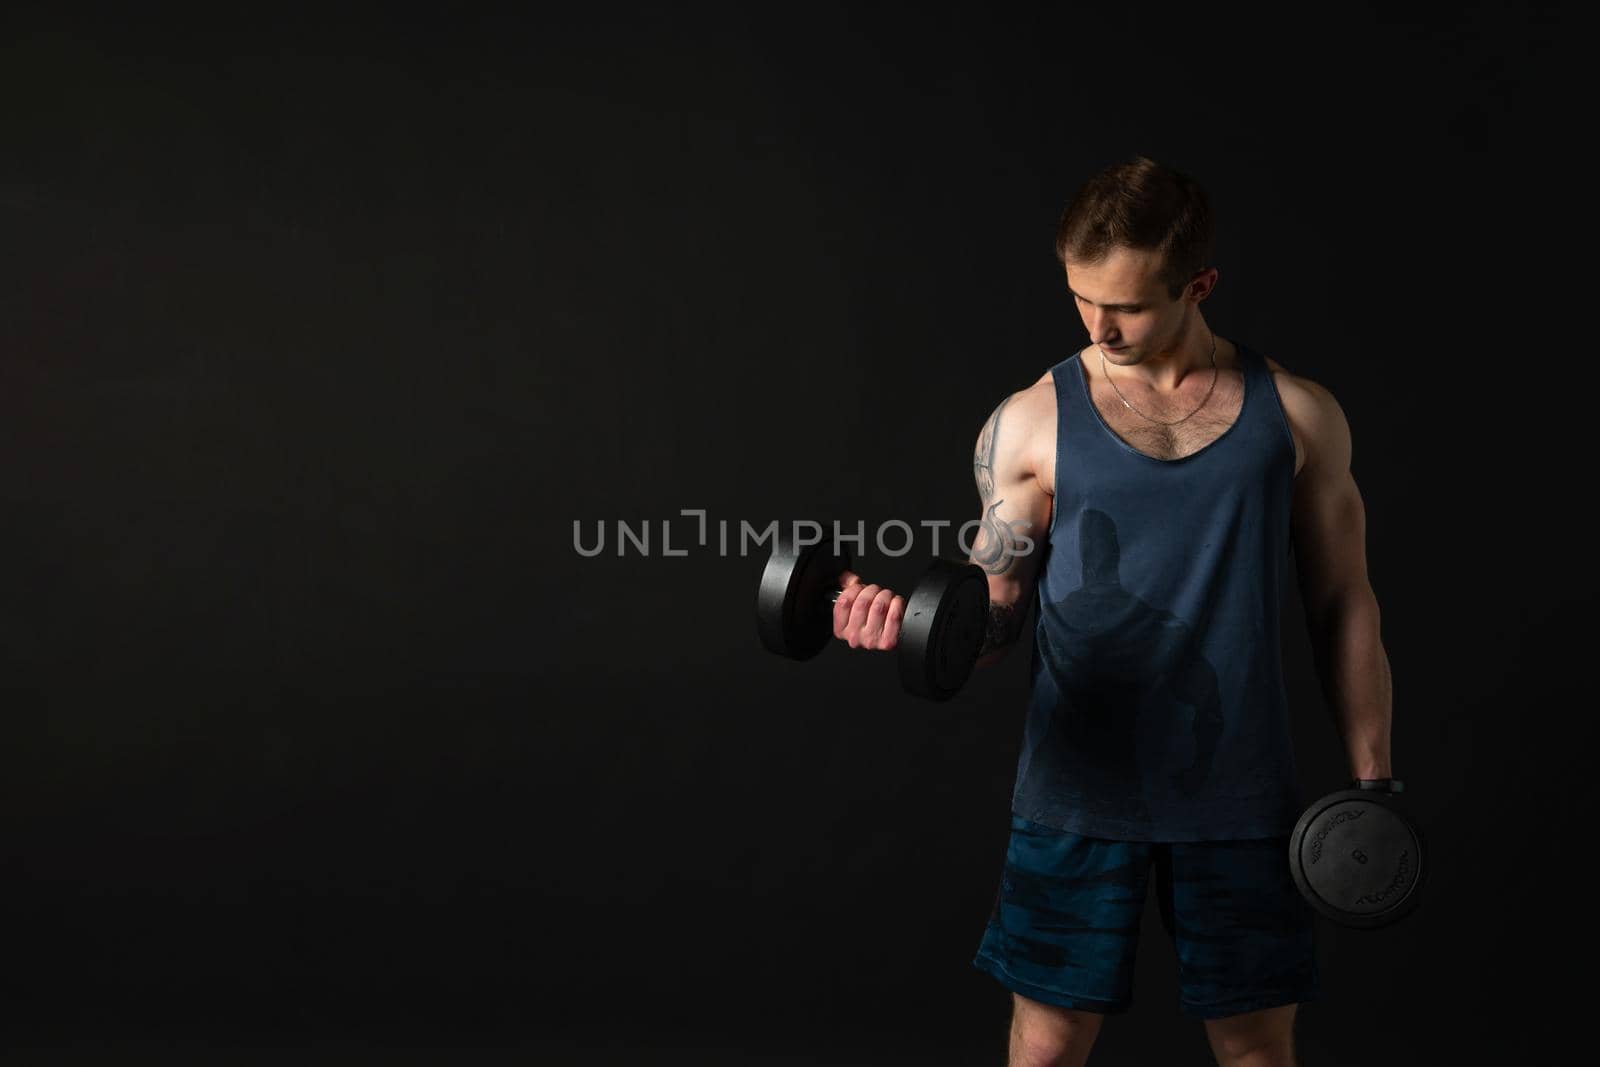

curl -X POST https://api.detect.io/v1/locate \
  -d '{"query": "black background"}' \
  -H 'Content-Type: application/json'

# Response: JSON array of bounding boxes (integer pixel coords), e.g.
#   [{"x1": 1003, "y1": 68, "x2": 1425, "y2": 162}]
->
[{"x1": 1, "y1": 3, "x2": 1586, "y2": 1063}]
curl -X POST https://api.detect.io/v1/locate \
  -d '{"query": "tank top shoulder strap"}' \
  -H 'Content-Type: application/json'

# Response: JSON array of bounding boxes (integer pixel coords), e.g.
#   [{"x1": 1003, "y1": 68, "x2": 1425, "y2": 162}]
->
[
  {"x1": 1238, "y1": 342, "x2": 1267, "y2": 388},
  {"x1": 1236, "y1": 342, "x2": 1297, "y2": 452},
  {"x1": 1048, "y1": 349, "x2": 1095, "y2": 445}
]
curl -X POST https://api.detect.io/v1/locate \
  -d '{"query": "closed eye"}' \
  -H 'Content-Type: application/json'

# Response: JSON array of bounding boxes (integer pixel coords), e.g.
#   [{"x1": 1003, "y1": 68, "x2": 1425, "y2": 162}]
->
[{"x1": 1071, "y1": 292, "x2": 1142, "y2": 313}]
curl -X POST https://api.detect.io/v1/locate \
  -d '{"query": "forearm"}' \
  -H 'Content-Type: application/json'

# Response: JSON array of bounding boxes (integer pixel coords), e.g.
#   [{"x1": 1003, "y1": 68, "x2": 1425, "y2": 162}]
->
[
  {"x1": 1309, "y1": 588, "x2": 1393, "y2": 779},
  {"x1": 975, "y1": 601, "x2": 1027, "y2": 669}
]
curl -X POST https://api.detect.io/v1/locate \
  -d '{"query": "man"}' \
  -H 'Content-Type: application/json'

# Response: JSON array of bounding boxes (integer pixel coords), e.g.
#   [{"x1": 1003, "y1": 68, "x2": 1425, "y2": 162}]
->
[{"x1": 832, "y1": 156, "x2": 1393, "y2": 1067}]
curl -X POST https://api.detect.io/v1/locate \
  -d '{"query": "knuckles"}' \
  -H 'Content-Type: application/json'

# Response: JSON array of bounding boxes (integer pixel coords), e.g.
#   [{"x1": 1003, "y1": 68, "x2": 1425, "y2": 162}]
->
[{"x1": 832, "y1": 581, "x2": 902, "y2": 650}]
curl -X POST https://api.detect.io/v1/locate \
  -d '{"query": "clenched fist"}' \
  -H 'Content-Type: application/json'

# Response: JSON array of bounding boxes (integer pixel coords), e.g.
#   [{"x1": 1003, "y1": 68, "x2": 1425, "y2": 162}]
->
[{"x1": 832, "y1": 570, "x2": 907, "y2": 651}]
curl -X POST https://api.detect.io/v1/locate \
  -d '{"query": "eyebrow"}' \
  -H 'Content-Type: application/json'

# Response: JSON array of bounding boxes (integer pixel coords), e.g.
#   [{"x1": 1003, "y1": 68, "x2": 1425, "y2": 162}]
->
[{"x1": 1067, "y1": 288, "x2": 1143, "y2": 310}]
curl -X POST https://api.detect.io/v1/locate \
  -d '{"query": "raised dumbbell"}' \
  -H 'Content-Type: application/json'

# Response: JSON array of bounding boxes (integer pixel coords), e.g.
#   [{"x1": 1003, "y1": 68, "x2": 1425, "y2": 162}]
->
[
  {"x1": 1288, "y1": 778, "x2": 1425, "y2": 929},
  {"x1": 755, "y1": 528, "x2": 990, "y2": 701}
]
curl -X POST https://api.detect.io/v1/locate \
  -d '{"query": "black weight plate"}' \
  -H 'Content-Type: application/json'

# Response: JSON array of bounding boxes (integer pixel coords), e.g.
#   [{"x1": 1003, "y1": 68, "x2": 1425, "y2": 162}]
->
[
  {"x1": 1288, "y1": 789, "x2": 1425, "y2": 929},
  {"x1": 756, "y1": 531, "x2": 850, "y2": 661},
  {"x1": 898, "y1": 558, "x2": 990, "y2": 701}
]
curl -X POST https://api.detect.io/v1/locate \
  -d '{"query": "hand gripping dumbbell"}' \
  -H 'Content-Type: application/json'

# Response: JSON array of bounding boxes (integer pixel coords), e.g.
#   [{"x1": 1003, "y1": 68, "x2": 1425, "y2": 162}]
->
[
  {"x1": 1288, "y1": 778, "x2": 1426, "y2": 929},
  {"x1": 756, "y1": 528, "x2": 989, "y2": 701}
]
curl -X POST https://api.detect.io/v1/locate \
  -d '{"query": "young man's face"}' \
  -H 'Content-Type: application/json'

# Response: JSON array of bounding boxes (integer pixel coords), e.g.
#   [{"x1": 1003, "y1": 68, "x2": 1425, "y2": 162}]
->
[{"x1": 1064, "y1": 246, "x2": 1199, "y2": 365}]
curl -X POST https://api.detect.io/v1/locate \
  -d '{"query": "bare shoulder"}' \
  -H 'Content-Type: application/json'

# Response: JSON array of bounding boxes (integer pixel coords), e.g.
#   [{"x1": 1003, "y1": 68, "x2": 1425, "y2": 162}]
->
[
  {"x1": 974, "y1": 371, "x2": 1058, "y2": 491},
  {"x1": 1262, "y1": 355, "x2": 1351, "y2": 477},
  {"x1": 1017, "y1": 369, "x2": 1060, "y2": 429}
]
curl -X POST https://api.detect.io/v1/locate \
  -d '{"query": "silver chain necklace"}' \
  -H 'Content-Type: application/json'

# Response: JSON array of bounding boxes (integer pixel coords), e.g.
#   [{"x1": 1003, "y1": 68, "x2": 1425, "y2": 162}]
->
[{"x1": 1099, "y1": 330, "x2": 1218, "y2": 427}]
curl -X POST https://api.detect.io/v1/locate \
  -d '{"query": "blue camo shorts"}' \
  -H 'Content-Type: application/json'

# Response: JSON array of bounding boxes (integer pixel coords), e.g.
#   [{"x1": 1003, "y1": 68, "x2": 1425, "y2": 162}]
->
[{"x1": 973, "y1": 813, "x2": 1321, "y2": 1019}]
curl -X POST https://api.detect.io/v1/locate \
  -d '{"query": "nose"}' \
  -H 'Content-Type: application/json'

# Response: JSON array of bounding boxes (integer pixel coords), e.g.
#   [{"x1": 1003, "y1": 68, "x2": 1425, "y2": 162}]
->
[{"x1": 1087, "y1": 308, "x2": 1117, "y2": 346}]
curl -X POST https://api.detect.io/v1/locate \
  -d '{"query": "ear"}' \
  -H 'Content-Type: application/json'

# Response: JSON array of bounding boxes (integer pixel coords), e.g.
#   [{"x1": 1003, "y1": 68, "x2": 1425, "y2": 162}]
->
[{"x1": 1187, "y1": 266, "x2": 1219, "y2": 304}]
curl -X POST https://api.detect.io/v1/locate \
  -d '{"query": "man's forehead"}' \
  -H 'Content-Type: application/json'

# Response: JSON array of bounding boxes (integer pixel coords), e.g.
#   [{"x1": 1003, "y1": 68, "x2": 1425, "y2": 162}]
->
[{"x1": 1064, "y1": 250, "x2": 1165, "y2": 303}]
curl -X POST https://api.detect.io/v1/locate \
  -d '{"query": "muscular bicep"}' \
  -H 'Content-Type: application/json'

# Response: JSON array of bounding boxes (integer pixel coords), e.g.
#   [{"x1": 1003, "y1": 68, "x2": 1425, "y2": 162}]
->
[{"x1": 969, "y1": 390, "x2": 1053, "y2": 659}]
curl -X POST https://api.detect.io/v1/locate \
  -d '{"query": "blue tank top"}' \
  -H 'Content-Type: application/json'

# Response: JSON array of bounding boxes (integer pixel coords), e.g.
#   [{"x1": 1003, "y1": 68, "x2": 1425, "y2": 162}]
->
[{"x1": 1010, "y1": 344, "x2": 1303, "y2": 842}]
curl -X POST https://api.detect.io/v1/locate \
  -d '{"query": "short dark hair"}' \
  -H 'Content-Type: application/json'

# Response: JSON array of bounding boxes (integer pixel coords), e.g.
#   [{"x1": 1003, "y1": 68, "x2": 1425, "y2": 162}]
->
[{"x1": 1054, "y1": 156, "x2": 1214, "y2": 300}]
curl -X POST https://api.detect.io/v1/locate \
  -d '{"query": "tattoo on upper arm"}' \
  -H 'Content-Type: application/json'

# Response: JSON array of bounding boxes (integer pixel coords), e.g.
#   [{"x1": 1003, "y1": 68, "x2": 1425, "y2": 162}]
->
[
  {"x1": 971, "y1": 396, "x2": 1035, "y2": 576},
  {"x1": 974, "y1": 399, "x2": 1003, "y2": 502}
]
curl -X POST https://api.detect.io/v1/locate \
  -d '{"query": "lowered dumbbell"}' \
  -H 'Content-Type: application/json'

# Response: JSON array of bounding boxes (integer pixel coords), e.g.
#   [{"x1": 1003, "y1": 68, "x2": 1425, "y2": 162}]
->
[
  {"x1": 1288, "y1": 778, "x2": 1425, "y2": 929},
  {"x1": 756, "y1": 528, "x2": 989, "y2": 701}
]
